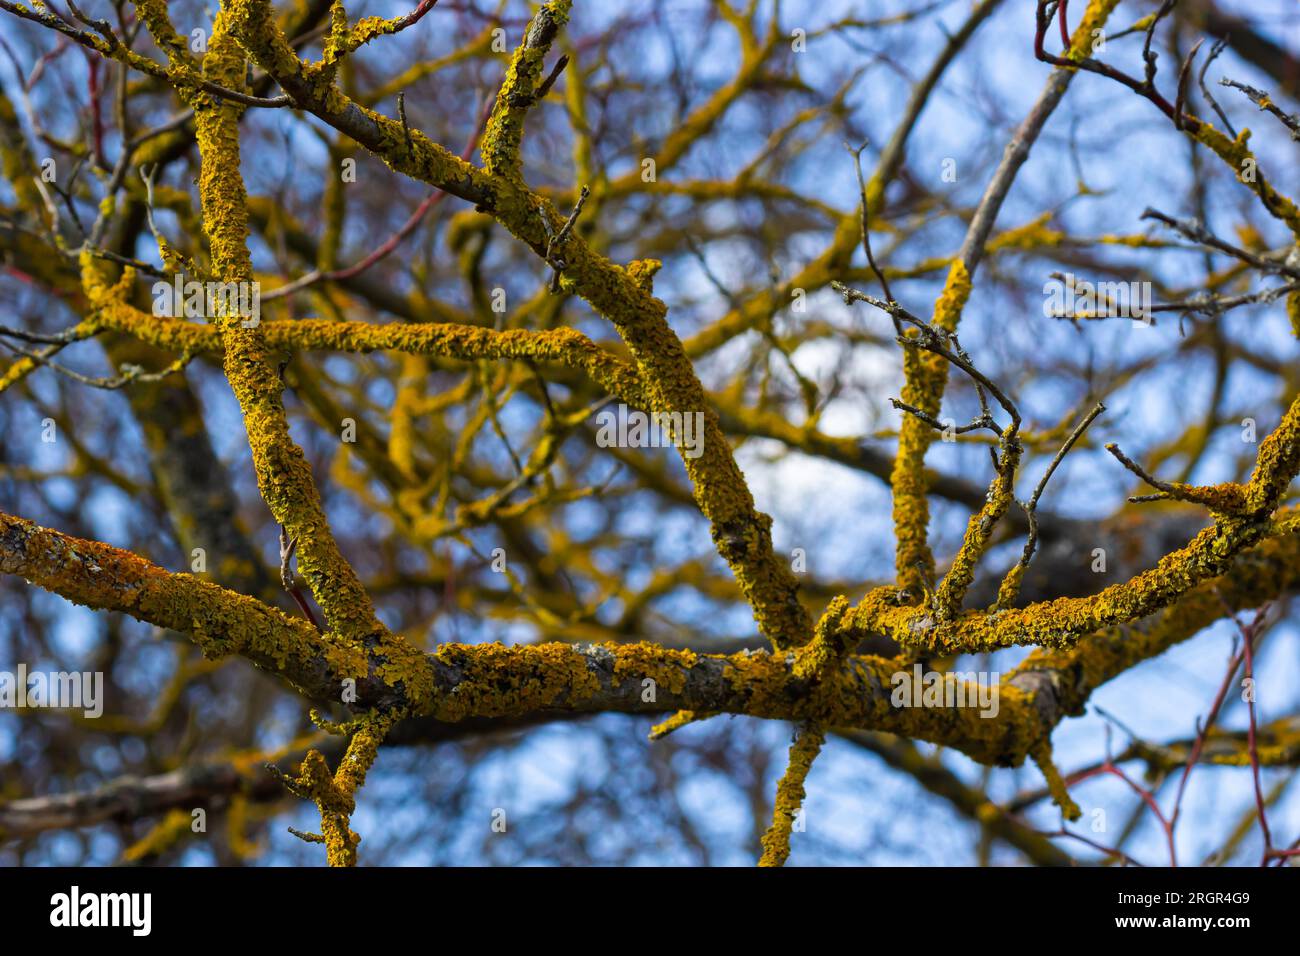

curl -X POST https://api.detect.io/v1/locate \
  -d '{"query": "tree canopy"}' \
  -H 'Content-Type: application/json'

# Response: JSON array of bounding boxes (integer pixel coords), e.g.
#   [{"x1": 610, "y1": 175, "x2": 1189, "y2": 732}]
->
[{"x1": 1, "y1": 0, "x2": 1299, "y2": 867}]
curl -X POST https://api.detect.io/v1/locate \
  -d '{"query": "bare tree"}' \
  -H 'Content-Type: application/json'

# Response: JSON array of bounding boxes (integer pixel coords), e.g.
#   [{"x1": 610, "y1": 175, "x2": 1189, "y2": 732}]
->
[{"x1": 1, "y1": 0, "x2": 1298, "y2": 867}]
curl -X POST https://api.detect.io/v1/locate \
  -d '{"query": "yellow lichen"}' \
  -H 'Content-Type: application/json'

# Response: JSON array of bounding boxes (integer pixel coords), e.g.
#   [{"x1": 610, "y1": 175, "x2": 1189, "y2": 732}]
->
[
  {"x1": 122, "y1": 808, "x2": 194, "y2": 862},
  {"x1": 890, "y1": 260, "x2": 972, "y2": 594},
  {"x1": 758, "y1": 723, "x2": 824, "y2": 867},
  {"x1": 1031, "y1": 740, "x2": 1081, "y2": 821}
]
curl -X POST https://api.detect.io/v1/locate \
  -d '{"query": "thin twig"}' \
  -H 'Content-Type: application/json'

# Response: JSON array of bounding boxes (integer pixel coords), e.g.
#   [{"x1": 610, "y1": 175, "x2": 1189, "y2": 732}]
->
[
  {"x1": 1196, "y1": 39, "x2": 1235, "y2": 138},
  {"x1": 534, "y1": 53, "x2": 570, "y2": 102},
  {"x1": 1221, "y1": 77, "x2": 1300, "y2": 141},
  {"x1": 997, "y1": 401, "x2": 1104, "y2": 607},
  {"x1": 545, "y1": 184, "x2": 589, "y2": 293},
  {"x1": 844, "y1": 139, "x2": 897, "y2": 330}
]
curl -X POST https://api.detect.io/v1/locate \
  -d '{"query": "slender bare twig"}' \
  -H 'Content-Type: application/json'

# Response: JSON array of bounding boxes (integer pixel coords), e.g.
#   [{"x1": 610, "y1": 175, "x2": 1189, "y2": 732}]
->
[
  {"x1": 844, "y1": 139, "x2": 897, "y2": 330},
  {"x1": 0, "y1": 323, "x2": 92, "y2": 346},
  {"x1": 1220, "y1": 77, "x2": 1300, "y2": 141},
  {"x1": 534, "y1": 53, "x2": 570, "y2": 102},
  {"x1": 262, "y1": 95, "x2": 493, "y2": 301},
  {"x1": 996, "y1": 401, "x2": 1104, "y2": 608},
  {"x1": 1197, "y1": 39, "x2": 1236, "y2": 138},
  {"x1": 0, "y1": 339, "x2": 192, "y2": 389},
  {"x1": 544, "y1": 184, "x2": 590, "y2": 293},
  {"x1": 833, "y1": 281, "x2": 1020, "y2": 432},
  {"x1": 1141, "y1": 208, "x2": 1300, "y2": 280},
  {"x1": 0, "y1": 0, "x2": 291, "y2": 108},
  {"x1": 1105, "y1": 442, "x2": 1246, "y2": 512}
]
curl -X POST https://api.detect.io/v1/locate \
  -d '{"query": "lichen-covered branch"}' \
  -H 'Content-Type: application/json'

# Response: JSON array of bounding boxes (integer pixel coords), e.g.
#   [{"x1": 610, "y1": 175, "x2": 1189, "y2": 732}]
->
[
  {"x1": 224, "y1": 0, "x2": 811, "y2": 651},
  {"x1": 184, "y1": 6, "x2": 386, "y2": 644}
]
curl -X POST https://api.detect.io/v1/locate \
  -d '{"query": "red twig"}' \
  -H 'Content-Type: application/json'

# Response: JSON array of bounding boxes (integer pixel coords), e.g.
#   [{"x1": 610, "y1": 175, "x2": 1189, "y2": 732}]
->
[
  {"x1": 1235, "y1": 608, "x2": 1274, "y2": 864},
  {"x1": 26, "y1": 36, "x2": 72, "y2": 91},
  {"x1": 1058, "y1": 604, "x2": 1292, "y2": 868},
  {"x1": 332, "y1": 188, "x2": 444, "y2": 281},
  {"x1": 1058, "y1": 722, "x2": 1177, "y2": 865},
  {"x1": 1032, "y1": 0, "x2": 1199, "y2": 132},
  {"x1": 279, "y1": 524, "x2": 321, "y2": 632},
  {"x1": 288, "y1": 587, "x2": 322, "y2": 632},
  {"x1": 1169, "y1": 627, "x2": 1249, "y2": 834},
  {"x1": 393, "y1": 0, "x2": 441, "y2": 34},
  {"x1": 1048, "y1": 828, "x2": 1144, "y2": 867},
  {"x1": 263, "y1": 94, "x2": 492, "y2": 301},
  {"x1": 1104, "y1": 761, "x2": 1176, "y2": 866},
  {"x1": 1211, "y1": 600, "x2": 1289, "y2": 865},
  {"x1": 84, "y1": 52, "x2": 104, "y2": 168}
]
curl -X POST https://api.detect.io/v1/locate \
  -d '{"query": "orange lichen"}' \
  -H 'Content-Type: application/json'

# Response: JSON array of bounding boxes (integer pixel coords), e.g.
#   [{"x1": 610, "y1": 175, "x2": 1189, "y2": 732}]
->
[
  {"x1": 430, "y1": 641, "x2": 601, "y2": 721},
  {"x1": 610, "y1": 641, "x2": 697, "y2": 696}
]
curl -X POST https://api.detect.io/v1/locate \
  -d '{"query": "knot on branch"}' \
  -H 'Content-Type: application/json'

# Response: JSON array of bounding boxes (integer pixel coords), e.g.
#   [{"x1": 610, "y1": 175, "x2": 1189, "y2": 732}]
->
[{"x1": 792, "y1": 596, "x2": 855, "y2": 686}]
